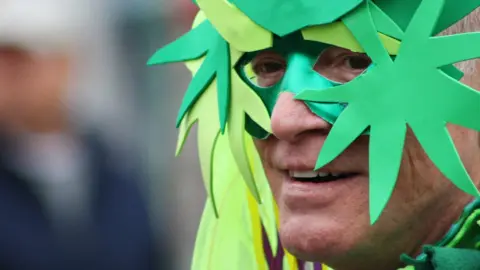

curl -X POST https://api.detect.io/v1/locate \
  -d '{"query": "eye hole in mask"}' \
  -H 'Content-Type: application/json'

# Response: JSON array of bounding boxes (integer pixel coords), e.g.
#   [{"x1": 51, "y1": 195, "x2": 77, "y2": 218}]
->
[{"x1": 242, "y1": 46, "x2": 372, "y2": 88}]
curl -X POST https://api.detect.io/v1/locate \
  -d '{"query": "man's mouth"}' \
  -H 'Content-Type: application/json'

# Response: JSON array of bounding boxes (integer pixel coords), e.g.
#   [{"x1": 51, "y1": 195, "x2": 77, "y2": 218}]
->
[{"x1": 289, "y1": 170, "x2": 359, "y2": 183}]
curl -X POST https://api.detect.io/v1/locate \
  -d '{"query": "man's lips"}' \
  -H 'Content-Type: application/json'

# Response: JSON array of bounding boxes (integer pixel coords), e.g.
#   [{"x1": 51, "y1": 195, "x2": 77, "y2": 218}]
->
[
  {"x1": 278, "y1": 162, "x2": 365, "y2": 182},
  {"x1": 260, "y1": 137, "x2": 369, "y2": 209},
  {"x1": 276, "y1": 162, "x2": 364, "y2": 207},
  {"x1": 290, "y1": 170, "x2": 361, "y2": 183},
  {"x1": 280, "y1": 172, "x2": 364, "y2": 210}
]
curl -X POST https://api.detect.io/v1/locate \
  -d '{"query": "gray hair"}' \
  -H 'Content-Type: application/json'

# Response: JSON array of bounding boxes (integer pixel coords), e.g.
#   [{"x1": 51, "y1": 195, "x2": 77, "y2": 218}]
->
[{"x1": 440, "y1": 7, "x2": 480, "y2": 75}]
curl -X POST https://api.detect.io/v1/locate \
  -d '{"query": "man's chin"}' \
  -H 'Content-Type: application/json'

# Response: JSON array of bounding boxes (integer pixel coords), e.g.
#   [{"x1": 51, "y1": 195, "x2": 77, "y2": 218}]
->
[{"x1": 278, "y1": 214, "x2": 359, "y2": 263}]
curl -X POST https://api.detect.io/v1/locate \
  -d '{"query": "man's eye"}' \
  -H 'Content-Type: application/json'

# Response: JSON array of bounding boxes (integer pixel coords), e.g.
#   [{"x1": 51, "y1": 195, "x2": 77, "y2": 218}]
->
[
  {"x1": 253, "y1": 61, "x2": 286, "y2": 76},
  {"x1": 242, "y1": 51, "x2": 286, "y2": 88},
  {"x1": 344, "y1": 55, "x2": 372, "y2": 70},
  {"x1": 314, "y1": 47, "x2": 372, "y2": 83}
]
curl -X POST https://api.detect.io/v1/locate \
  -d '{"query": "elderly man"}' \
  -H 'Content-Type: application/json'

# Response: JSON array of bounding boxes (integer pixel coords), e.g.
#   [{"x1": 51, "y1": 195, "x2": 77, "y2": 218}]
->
[{"x1": 149, "y1": 0, "x2": 480, "y2": 269}]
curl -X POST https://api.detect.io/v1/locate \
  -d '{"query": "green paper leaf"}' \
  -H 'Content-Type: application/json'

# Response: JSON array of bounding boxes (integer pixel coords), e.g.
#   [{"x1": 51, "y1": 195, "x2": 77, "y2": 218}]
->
[
  {"x1": 369, "y1": 1, "x2": 404, "y2": 40},
  {"x1": 296, "y1": 0, "x2": 480, "y2": 224},
  {"x1": 367, "y1": 2, "x2": 464, "y2": 81},
  {"x1": 440, "y1": 77, "x2": 480, "y2": 131},
  {"x1": 314, "y1": 104, "x2": 369, "y2": 170},
  {"x1": 301, "y1": 21, "x2": 401, "y2": 55},
  {"x1": 400, "y1": 0, "x2": 443, "y2": 49},
  {"x1": 245, "y1": 134, "x2": 278, "y2": 254},
  {"x1": 374, "y1": 0, "x2": 480, "y2": 35},
  {"x1": 176, "y1": 54, "x2": 217, "y2": 128},
  {"x1": 232, "y1": 75, "x2": 272, "y2": 134},
  {"x1": 343, "y1": 2, "x2": 392, "y2": 66},
  {"x1": 429, "y1": 33, "x2": 480, "y2": 67},
  {"x1": 165, "y1": 14, "x2": 271, "y2": 215},
  {"x1": 410, "y1": 120, "x2": 480, "y2": 197},
  {"x1": 199, "y1": 127, "x2": 222, "y2": 218},
  {"x1": 176, "y1": 76, "x2": 223, "y2": 217},
  {"x1": 226, "y1": 49, "x2": 272, "y2": 204},
  {"x1": 216, "y1": 41, "x2": 231, "y2": 133},
  {"x1": 173, "y1": 47, "x2": 271, "y2": 218},
  {"x1": 196, "y1": 0, "x2": 272, "y2": 52},
  {"x1": 176, "y1": 33, "x2": 231, "y2": 133},
  {"x1": 148, "y1": 18, "x2": 231, "y2": 133},
  {"x1": 369, "y1": 122, "x2": 406, "y2": 223},
  {"x1": 436, "y1": 0, "x2": 480, "y2": 33},
  {"x1": 230, "y1": 48, "x2": 272, "y2": 134},
  {"x1": 175, "y1": 115, "x2": 191, "y2": 157},
  {"x1": 150, "y1": 5, "x2": 271, "y2": 227},
  {"x1": 227, "y1": 110, "x2": 261, "y2": 204},
  {"x1": 191, "y1": 133, "x2": 258, "y2": 270},
  {"x1": 147, "y1": 21, "x2": 214, "y2": 65},
  {"x1": 229, "y1": 0, "x2": 363, "y2": 36},
  {"x1": 439, "y1": 65, "x2": 464, "y2": 81},
  {"x1": 373, "y1": 0, "x2": 423, "y2": 34}
]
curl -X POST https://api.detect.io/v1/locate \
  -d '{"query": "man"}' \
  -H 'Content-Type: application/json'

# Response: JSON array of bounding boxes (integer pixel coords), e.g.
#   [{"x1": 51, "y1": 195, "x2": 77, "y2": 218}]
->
[
  {"x1": 0, "y1": 1, "x2": 159, "y2": 270},
  {"x1": 149, "y1": 0, "x2": 480, "y2": 269}
]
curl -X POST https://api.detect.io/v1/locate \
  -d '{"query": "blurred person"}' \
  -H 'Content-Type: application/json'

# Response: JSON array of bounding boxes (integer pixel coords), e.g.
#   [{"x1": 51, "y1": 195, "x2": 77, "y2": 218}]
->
[{"x1": 0, "y1": 1, "x2": 159, "y2": 270}]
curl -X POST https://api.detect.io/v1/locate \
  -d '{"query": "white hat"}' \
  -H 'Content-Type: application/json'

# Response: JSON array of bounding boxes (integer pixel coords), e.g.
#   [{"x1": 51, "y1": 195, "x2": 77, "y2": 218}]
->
[{"x1": 0, "y1": 0, "x2": 87, "y2": 53}]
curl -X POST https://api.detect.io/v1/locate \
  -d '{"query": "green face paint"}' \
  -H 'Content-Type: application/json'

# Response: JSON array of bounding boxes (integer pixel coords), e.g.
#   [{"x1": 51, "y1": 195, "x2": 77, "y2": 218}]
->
[{"x1": 237, "y1": 32, "x2": 371, "y2": 139}]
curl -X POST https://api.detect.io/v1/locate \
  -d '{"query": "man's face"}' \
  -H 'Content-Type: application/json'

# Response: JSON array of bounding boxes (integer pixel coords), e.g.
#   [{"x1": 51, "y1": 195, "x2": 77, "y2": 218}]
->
[
  {"x1": 0, "y1": 46, "x2": 71, "y2": 132},
  {"x1": 253, "y1": 41, "x2": 480, "y2": 267}
]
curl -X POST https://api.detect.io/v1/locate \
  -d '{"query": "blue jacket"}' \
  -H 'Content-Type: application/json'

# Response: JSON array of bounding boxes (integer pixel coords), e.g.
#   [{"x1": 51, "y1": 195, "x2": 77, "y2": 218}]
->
[{"x1": 0, "y1": 134, "x2": 161, "y2": 270}]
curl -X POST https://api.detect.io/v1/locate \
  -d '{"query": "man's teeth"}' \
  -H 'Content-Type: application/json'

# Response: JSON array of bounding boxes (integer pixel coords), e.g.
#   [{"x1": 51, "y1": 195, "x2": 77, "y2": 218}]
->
[
  {"x1": 289, "y1": 171, "x2": 318, "y2": 178},
  {"x1": 288, "y1": 170, "x2": 358, "y2": 183},
  {"x1": 289, "y1": 170, "x2": 341, "y2": 178}
]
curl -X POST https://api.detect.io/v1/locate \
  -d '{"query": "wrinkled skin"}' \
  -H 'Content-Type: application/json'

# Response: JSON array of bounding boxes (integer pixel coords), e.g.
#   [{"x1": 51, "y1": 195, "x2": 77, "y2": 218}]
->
[{"x1": 254, "y1": 61, "x2": 480, "y2": 270}]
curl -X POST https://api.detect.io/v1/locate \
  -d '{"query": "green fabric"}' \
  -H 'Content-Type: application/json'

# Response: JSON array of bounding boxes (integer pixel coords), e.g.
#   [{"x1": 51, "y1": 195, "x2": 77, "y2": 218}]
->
[
  {"x1": 400, "y1": 199, "x2": 480, "y2": 269},
  {"x1": 401, "y1": 246, "x2": 480, "y2": 270},
  {"x1": 238, "y1": 33, "x2": 349, "y2": 139},
  {"x1": 436, "y1": 200, "x2": 480, "y2": 248}
]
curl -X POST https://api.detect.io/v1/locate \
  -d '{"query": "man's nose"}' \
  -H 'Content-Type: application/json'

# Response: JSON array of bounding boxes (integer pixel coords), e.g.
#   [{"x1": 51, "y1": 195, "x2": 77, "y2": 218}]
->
[{"x1": 270, "y1": 92, "x2": 332, "y2": 142}]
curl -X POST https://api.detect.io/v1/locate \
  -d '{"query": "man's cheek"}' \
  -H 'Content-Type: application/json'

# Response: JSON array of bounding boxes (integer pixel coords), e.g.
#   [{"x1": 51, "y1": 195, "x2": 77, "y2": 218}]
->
[
  {"x1": 264, "y1": 168, "x2": 283, "y2": 200},
  {"x1": 253, "y1": 139, "x2": 283, "y2": 199},
  {"x1": 253, "y1": 140, "x2": 273, "y2": 173}
]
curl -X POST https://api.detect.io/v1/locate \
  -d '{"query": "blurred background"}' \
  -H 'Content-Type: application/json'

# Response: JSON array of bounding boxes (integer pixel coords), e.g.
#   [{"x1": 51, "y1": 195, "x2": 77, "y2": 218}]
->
[{"x1": 0, "y1": 0, "x2": 203, "y2": 269}]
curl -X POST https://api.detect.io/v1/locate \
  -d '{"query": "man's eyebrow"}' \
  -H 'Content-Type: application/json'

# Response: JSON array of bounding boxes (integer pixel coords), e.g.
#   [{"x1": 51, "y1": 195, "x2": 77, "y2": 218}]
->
[{"x1": 301, "y1": 21, "x2": 400, "y2": 55}]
